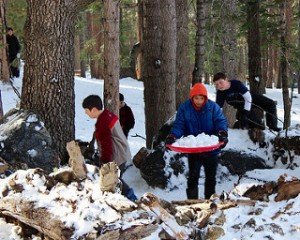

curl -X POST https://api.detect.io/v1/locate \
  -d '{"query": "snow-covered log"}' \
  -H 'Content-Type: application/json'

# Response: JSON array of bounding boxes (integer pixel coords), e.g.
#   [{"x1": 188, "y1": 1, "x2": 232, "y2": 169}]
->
[
  {"x1": 0, "y1": 168, "x2": 156, "y2": 239},
  {"x1": 140, "y1": 192, "x2": 189, "y2": 240},
  {"x1": 0, "y1": 197, "x2": 73, "y2": 240},
  {"x1": 275, "y1": 174, "x2": 300, "y2": 201}
]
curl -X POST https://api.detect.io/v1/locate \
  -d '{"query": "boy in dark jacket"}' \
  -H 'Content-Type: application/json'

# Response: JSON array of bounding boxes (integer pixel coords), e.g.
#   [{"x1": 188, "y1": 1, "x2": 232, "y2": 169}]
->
[
  {"x1": 119, "y1": 93, "x2": 135, "y2": 138},
  {"x1": 165, "y1": 83, "x2": 228, "y2": 199},
  {"x1": 213, "y1": 72, "x2": 281, "y2": 131},
  {"x1": 82, "y1": 95, "x2": 137, "y2": 201}
]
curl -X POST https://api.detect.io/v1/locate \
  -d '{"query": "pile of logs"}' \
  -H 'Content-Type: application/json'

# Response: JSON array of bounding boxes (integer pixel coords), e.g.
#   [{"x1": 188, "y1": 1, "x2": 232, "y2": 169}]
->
[{"x1": 0, "y1": 141, "x2": 300, "y2": 240}]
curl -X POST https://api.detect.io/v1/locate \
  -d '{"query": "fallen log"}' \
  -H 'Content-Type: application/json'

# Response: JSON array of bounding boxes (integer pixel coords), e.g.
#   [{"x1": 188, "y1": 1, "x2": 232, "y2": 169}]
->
[
  {"x1": 0, "y1": 197, "x2": 73, "y2": 240},
  {"x1": 172, "y1": 199, "x2": 257, "y2": 209},
  {"x1": 275, "y1": 174, "x2": 300, "y2": 201},
  {"x1": 104, "y1": 192, "x2": 138, "y2": 211},
  {"x1": 242, "y1": 181, "x2": 276, "y2": 201},
  {"x1": 140, "y1": 192, "x2": 189, "y2": 240}
]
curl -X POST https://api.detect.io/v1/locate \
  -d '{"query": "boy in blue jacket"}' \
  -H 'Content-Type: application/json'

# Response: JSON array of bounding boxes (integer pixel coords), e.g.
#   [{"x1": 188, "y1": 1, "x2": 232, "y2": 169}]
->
[{"x1": 165, "y1": 83, "x2": 228, "y2": 199}]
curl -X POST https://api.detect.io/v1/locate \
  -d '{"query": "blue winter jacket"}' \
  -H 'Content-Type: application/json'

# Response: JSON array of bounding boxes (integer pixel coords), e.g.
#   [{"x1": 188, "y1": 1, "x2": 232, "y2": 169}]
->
[{"x1": 170, "y1": 99, "x2": 228, "y2": 155}]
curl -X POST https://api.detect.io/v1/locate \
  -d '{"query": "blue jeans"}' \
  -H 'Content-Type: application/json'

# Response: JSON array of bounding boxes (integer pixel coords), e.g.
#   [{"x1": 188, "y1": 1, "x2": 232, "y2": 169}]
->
[
  {"x1": 187, "y1": 154, "x2": 218, "y2": 199},
  {"x1": 119, "y1": 163, "x2": 137, "y2": 201}
]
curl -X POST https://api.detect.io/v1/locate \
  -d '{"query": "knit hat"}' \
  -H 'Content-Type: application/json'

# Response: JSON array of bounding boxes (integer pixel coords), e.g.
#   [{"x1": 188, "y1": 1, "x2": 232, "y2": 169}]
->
[{"x1": 189, "y1": 83, "x2": 208, "y2": 99}]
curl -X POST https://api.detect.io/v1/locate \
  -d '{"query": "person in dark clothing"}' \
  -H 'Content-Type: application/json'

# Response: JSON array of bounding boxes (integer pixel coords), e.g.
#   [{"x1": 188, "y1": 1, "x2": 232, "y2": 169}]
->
[
  {"x1": 119, "y1": 93, "x2": 135, "y2": 138},
  {"x1": 213, "y1": 72, "x2": 281, "y2": 132},
  {"x1": 6, "y1": 27, "x2": 21, "y2": 78},
  {"x1": 165, "y1": 83, "x2": 228, "y2": 200}
]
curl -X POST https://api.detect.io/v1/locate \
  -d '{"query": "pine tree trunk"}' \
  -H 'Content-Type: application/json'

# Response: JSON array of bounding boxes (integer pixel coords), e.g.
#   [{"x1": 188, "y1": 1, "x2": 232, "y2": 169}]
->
[
  {"x1": 86, "y1": 10, "x2": 99, "y2": 78},
  {"x1": 21, "y1": 0, "x2": 95, "y2": 162},
  {"x1": 139, "y1": 0, "x2": 162, "y2": 148},
  {"x1": 264, "y1": 0, "x2": 280, "y2": 89},
  {"x1": 247, "y1": 0, "x2": 264, "y2": 128},
  {"x1": 94, "y1": 10, "x2": 104, "y2": 79},
  {"x1": 298, "y1": 0, "x2": 300, "y2": 94},
  {"x1": 103, "y1": 0, "x2": 120, "y2": 115},
  {"x1": 175, "y1": 0, "x2": 190, "y2": 108},
  {"x1": 192, "y1": 0, "x2": 206, "y2": 85},
  {"x1": 0, "y1": 0, "x2": 10, "y2": 82},
  {"x1": 158, "y1": 0, "x2": 176, "y2": 128},
  {"x1": 79, "y1": 32, "x2": 87, "y2": 78},
  {"x1": 279, "y1": 0, "x2": 291, "y2": 129},
  {"x1": 247, "y1": 0, "x2": 264, "y2": 94},
  {"x1": 74, "y1": 35, "x2": 81, "y2": 74},
  {"x1": 220, "y1": 0, "x2": 239, "y2": 80},
  {"x1": 218, "y1": 0, "x2": 239, "y2": 128}
]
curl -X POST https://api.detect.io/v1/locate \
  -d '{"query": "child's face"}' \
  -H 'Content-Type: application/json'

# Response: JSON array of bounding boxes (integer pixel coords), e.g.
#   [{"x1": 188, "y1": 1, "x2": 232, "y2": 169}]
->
[
  {"x1": 214, "y1": 78, "x2": 229, "y2": 91},
  {"x1": 84, "y1": 108, "x2": 98, "y2": 119},
  {"x1": 119, "y1": 100, "x2": 124, "y2": 109},
  {"x1": 192, "y1": 95, "x2": 206, "y2": 108}
]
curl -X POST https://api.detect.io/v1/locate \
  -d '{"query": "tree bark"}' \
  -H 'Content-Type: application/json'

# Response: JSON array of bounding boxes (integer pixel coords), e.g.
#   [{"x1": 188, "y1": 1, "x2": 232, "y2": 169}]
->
[
  {"x1": 139, "y1": 0, "x2": 162, "y2": 148},
  {"x1": 175, "y1": 0, "x2": 190, "y2": 108},
  {"x1": 21, "y1": 0, "x2": 95, "y2": 162},
  {"x1": 247, "y1": 0, "x2": 264, "y2": 94},
  {"x1": 79, "y1": 32, "x2": 87, "y2": 78},
  {"x1": 103, "y1": 0, "x2": 120, "y2": 115},
  {"x1": 0, "y1": 0, "x2": 10, "y2": 82},
  {"x1": 298, "y1": 0, "x2": 300, "y2": 94},
  {"x1": 220, "y1": 0, "x2": 239, "y2": 80},
  {"x1": 219, "y1": 0, "x2": 240, "y2": 128},
  {"x1": 74, "y1": 35, "x2": 81, "y2": 74},
  {"x1": 158, "y1": 0, "x2": 176, "y2": 129},
  {"x1": 192, "y1": 0, "x2": 207, "y2": 85},
  {"x1": 86, "y1": 10, "x2": 102, "y2": 79},
  {"x1": 0, "y1": 197, "x2": 74, "y2": 240},
  {"x1": 279, "y1": 0, "x2": 291, "y2": 130}
]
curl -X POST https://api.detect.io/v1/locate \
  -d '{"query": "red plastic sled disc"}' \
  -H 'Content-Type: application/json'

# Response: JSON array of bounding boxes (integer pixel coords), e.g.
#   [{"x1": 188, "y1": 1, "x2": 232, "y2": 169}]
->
[{"x1": 166, "y1": 142, "x2": 224, "y2": 153}]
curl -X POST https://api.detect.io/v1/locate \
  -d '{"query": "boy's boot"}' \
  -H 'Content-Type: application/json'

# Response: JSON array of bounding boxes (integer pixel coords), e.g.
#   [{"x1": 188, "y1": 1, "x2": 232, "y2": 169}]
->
[
  {"x1": 186, "y1": 188, "x2": 198, "y2": 199},
  {"x1": 126, "y1": 188, "x2": 138, "y2": 202}
]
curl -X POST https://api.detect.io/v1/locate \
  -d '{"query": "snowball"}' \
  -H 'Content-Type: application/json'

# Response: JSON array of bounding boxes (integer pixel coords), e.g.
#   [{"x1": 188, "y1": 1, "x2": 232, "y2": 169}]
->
[{"x1": 173, "y1": 133, "x2": 219, "y2": 148}]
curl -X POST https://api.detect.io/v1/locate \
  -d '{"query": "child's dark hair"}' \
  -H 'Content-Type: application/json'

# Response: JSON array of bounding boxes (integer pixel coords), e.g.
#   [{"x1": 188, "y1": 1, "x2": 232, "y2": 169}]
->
[
  {"x1": 213, "y1": 72, "x2": 227, "y2": 82},
  {"x1": 119, "y1": 93, "x2": 124, "y2": 101},
  {"x1": 82, "y1": 95, "x2": 103, "y2": 110}
]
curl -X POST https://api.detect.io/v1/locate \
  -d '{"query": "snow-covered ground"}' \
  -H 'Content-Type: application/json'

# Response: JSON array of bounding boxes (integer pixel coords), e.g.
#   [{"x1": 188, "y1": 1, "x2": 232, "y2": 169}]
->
[{"x1": 1, "y1": 66, "x2": 300, "y2": 239}]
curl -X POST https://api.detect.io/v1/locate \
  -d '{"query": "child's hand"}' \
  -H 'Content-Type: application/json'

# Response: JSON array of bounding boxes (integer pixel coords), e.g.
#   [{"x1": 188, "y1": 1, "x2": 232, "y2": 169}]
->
[
  {"x1": 218, "y1": 130, "x2": 228, "y2": 149},
  {"x1": 165, "y1": 134, "x2": 176, "y2": 146}
]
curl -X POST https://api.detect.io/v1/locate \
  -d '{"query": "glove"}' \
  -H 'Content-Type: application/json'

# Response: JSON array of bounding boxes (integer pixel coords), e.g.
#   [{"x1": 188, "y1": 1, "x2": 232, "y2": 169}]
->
[
  {"x1": 165, "y1": 134, "x2": 176, "y2": 147},
  {"x1": 240, "y1": 110, "x2": 250, "y2": 129},
  {"x1": 218, "y1": 130, "x2": 228, "y2": 149},
  {"x1": 17, "y1": 53, "x2": 20, "y2": 58}
]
